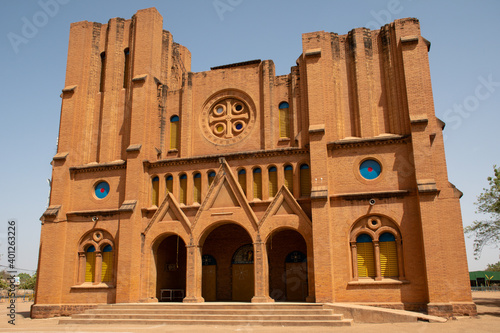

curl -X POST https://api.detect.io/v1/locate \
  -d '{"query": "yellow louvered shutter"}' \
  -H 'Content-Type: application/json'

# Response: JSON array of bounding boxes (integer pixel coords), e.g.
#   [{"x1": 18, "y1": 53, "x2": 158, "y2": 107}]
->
[
  {"x1": 238, "y1": 172, "x2": 246, "y2": 195},
  {"x1": 166, "y1": 176, "x2": 173, "y2": 194},
  {"x1": 357, "y1": 242, "x2": 375, "y2": 277},
  {"x1": 179, "y1": 176, "x2": 187, "y2": 204},
  {"x1": 208, "y1": 172, "x2": 215, "y2": 186},
  {"x1": 101, "y1": 251, "x2": 113, "y2": 282},
  {"x1": 300, "y1": 165, "x2": 311, "y2": 197},
  {"x1": 380, "y1": 241, "x2": 398, "y2": 277},
  {"x1": 152, "y1": 177, "x2": 159, "y2": 206},
  {"x1": 269, "y1": 168, "x2": 277, "y2": 197},
  {"x1": 170, "y1": 116, "x2": 179, "y2": 150},
  {"x1": 85, "y1": 252, "x2": 95, "y2": 282},
  {"x1": 253, "y1": 169, "x2": 262, "y2": 200},
  {"x1": 194, "y1": 174, "x2": 201, "y2": 204},
  {"x1": 284, "y1": 166, "x2": 293, "y2": 192},
  {"x1": 279, "y1": 102, "x2": 290, "y2": 138}
]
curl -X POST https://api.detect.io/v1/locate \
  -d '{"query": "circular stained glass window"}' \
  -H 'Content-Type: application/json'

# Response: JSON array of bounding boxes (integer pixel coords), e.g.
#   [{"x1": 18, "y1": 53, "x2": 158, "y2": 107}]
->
[
  {"x1": 95, "y1": 181, "x2": 110, "y2": 199},
  {"x1": 360, "y1": 160, "x2": 381, "y2": 180}
]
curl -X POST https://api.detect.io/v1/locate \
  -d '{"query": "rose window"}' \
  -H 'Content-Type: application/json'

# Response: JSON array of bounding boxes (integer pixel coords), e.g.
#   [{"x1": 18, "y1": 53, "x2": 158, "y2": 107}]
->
[
  {"x1": 209, "y1": 98, "x2": 249, "y2": 139},
  {"x1": 200, "y1": 90, "x2": 256, "y2": 145}
]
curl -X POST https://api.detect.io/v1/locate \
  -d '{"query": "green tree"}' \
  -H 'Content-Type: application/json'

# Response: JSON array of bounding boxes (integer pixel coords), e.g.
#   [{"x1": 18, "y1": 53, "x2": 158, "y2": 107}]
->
[
  {"x1": 17, "y1": 273, "x2": 30, "y2": 284},
  {"x1": 19, "y1": 273, "x2": 36, "y2": 290},
  {"x1": 486, "y1": 261, "x2": 500, "y2": 272},
  {"x1": 465, "y1": 165, "x2": 500, "y2": 258},
  {"x1": 0, "y1": 279, "x2": 8, "y2": 290},
  {"x1": 0, "y1": 270, "x2": 11, "y2": 290}
]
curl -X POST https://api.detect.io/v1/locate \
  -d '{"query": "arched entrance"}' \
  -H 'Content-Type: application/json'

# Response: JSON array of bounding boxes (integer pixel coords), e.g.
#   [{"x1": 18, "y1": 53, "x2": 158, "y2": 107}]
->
[
  {"x1": 154, "y1": 235, "x2": 187, "y2": 302},
  {"x1": 267, "y1": 229, "x2": 308, "y2": 302},
  {"x1": 201, "y1": 223, "x2": 254, "y2": 301}
]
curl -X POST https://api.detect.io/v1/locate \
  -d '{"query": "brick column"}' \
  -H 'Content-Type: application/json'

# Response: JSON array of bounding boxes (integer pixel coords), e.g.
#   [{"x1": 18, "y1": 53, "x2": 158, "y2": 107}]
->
[
  {"x1": 251, "y1": 238, "x2": 274, "y2": 303},
  {"x1": 183, "y1": 244, "x2": 204, "y2": 303}
]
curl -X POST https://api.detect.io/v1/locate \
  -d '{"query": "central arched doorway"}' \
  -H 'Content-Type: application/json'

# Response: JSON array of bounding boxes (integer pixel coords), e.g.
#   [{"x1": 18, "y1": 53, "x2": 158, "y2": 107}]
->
[
  {"x1": 267, "y1": 229, "x2": 308, "y2": 302},
  {"x1": 201, "y1": 223, "x2": 254, "y2": 301},
  {"x1": 154, "y1": 235, "x2": 187, "y2": 302}
]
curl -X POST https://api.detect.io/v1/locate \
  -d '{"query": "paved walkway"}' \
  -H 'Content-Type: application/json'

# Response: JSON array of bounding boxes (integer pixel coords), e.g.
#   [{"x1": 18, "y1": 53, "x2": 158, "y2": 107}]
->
[{"x1": 0, "y1": 292, "x2": 498, "y2": 332}]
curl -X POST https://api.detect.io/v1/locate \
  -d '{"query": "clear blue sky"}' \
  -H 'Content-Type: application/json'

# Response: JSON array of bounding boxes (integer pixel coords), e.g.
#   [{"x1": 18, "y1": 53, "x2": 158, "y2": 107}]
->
[{"x1": 0, "y1": 0, "x2": 499, "y2": 274}]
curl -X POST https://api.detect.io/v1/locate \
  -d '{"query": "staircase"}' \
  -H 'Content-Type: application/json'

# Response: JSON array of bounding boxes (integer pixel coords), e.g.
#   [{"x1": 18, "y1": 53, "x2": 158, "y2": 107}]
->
[{"x1": 58, "y1": 303, "x2": 353, "y2": 327}]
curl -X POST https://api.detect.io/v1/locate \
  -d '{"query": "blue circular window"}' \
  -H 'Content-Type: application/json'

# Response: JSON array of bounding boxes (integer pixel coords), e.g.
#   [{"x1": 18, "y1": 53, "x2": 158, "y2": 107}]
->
[
  {"x1": 360, "y1": 160, "x2": 381, "y2": 180},
  {"x1": 95, "y1": 181, "x2": 110, "y2": 199}
]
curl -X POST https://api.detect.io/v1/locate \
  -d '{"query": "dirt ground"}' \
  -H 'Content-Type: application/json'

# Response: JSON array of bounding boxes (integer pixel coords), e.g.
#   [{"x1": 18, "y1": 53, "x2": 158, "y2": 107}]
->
[{"x1": 0, "y1": 291, "x2": 498, "y2": 332}]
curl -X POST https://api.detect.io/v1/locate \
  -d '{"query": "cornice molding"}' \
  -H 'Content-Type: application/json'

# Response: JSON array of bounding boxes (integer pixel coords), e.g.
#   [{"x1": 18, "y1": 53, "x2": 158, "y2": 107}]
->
[
  {"x1": 331, "y1": 190, "x2": 410, "y2": 201},
  {"x1": 69, "y1": 160, "x2": 126, "y2": 174},
  {"x1": 144, "y1": 147, "x2": 309, "y2": 169},
  {"x1": 327, "y1": 134, "x2": 410, "y2": 150}
]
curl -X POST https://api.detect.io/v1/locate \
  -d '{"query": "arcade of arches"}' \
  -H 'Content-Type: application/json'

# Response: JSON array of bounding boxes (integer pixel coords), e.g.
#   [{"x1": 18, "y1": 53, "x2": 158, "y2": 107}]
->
[{"x1": 153, "y1": 225, "x2": 309, "y2": 302}]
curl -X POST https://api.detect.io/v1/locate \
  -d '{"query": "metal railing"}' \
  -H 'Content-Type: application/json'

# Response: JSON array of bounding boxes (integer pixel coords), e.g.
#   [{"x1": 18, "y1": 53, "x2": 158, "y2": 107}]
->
[{"x1": 471, "y1": 286, "x2": 500, "y2": 291}]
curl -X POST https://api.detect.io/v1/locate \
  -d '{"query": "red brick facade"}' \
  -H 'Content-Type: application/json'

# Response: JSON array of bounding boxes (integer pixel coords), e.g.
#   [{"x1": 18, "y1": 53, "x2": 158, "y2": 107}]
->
[{"x1": 33, "y1": 7, "x2": 476, "y2": 318}]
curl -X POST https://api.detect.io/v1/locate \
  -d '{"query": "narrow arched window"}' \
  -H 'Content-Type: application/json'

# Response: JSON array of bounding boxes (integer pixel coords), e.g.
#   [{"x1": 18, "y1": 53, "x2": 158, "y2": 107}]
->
[
  {"x1": 208, "y1": 171, "x2": 216, "y2": 186},
  {"x1": 85, "y1": 245, "x2": 96, "y2": 282},
  {"x1": 300, "y1": 164, "x2": 311, "y2": 197},
  {"x1": 268, "y1": 166, "x2": 278, "y2": 197},
  {"x1": 179, "y1": 174, "x2": 187, "y2": 204},
  {"x1": 380, "y1": 233, "x2": 398, "y2": 277},
  {"x1": 123, "y1": 48, "x2": 130, "y2": 89},
  {"x1": 152, "y1": 176, "x2": 159, "y2": 206},
  {"x1": 279, "y1": 102, "x2": 290, "y2": 138},
  {"x1": 253, "y1": 168, "x2": 262, "y2": 200},
  {"x1": 194, "y1": 173, "x2": 202, "y2": 204},
  {"x1": 356, "y1": 234, "x2": 375, "y2": 278},
  {"x1": 166, "y1": 175, "x2": 173, "y2": 194},
  {"x1": 238, "y1": 169, "x2": 247, "y2": 195},
  {"x1": 170, "y1": 116, "x2": 180, "y2": 150},
  {"x1": 99, "y1": 52, "x2": 106, "y2": 92},
  {"x1": 101, "y1": 244, "x2": 113, "y2": 282},
  {"x1": 284, "y1": 165, "x2": 293, "y2": 192}
]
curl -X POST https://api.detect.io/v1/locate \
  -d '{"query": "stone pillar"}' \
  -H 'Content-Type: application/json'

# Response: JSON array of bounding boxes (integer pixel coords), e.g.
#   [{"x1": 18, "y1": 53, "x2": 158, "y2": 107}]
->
[
  {"x1": 94, "y1": 252, "x2": 102, "y2": 284},
  {"x1": 251, "y1": 239, "x2": 274, "y2": 303},
  {"x1": 350, "y1": 242, "x2": 358, "y2": 281},
  {"x1": 78, "y1": 253, "x2": 86, "y2": 284},
  {"x1": 396, "y1": 238, "x2": 406, "y2": 280},
  {"x1": 183, "y1": 244, "x2": 204, "y2": 303},
  {"x1": 373, "y1": 241, "x2": 382, "y2": 281}
]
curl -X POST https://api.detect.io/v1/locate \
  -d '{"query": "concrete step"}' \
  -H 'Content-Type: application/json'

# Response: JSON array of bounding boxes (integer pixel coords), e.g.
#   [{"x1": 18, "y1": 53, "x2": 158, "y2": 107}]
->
[
  {"x1": 96, "y1": 303, "x2": 325, "y2": 310},
  {"x1": 59, "y1": 303, "x2": 352, "y2": 327},
  {"x1": 84, "y1": 308, "x2": 333, "y2": 316},
  {"x1": 70, "y1": 313, "x2": 344, "y2": 321},
  {"x1": 59, "y1": 318, "x2": 353, "y2": 327}
]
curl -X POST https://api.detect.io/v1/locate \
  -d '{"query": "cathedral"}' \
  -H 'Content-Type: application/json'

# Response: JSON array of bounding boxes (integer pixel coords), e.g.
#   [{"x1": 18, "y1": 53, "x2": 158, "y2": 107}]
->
[{"x1": 33, "y1": 8, "x2": 476, "y2": 318}]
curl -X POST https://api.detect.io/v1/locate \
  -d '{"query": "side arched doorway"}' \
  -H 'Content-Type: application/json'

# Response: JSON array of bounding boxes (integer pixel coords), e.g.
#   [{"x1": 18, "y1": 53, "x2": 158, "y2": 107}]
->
[
  {"x1": 154, "y1": 235, "x2": 187, "y2": 302},
  {"x1": 201, "y1": 223, "x2": 254, "y2": 301},
  {"x1": 267, "y1": 229, "x2": 308, "y2": 302},
  {"x1": 201, "y1": 255, "x2": 217, "y2": 301},
  {"x1": 231, "y1": 244, "x2": 254, "y2": 301}
]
